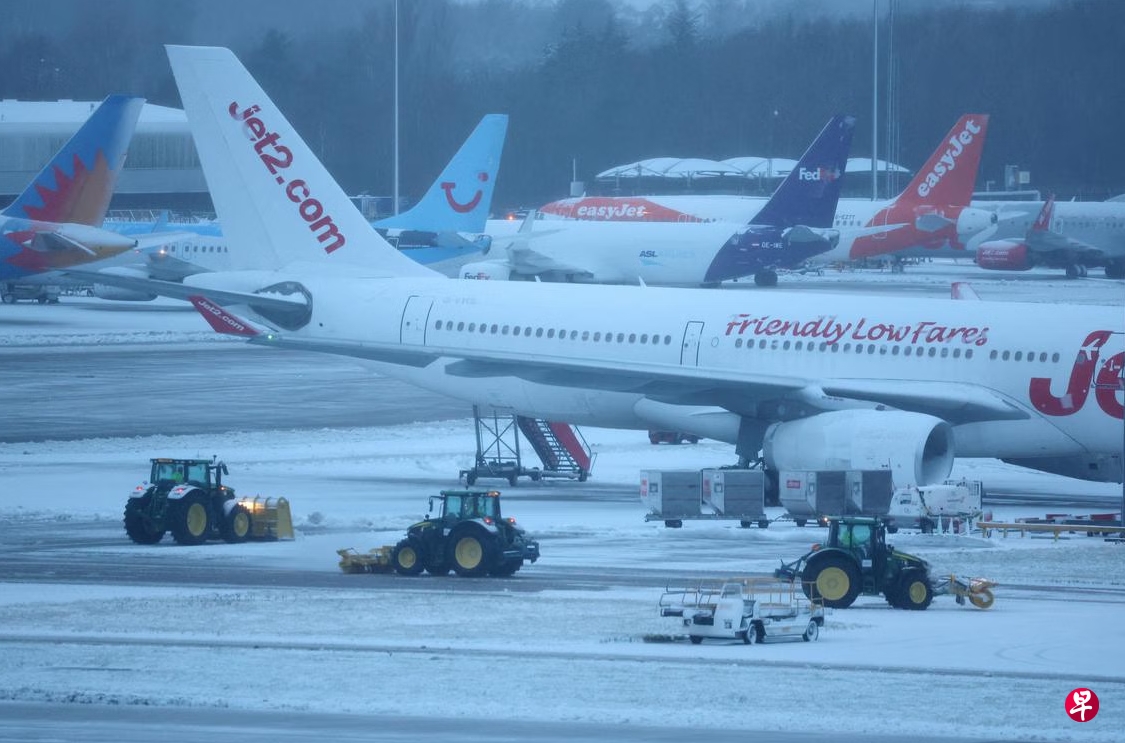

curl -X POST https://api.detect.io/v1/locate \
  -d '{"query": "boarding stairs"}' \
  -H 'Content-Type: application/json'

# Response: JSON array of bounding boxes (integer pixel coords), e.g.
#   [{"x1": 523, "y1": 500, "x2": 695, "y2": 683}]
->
[{"x1": 459, "y1": 406, "x2": 593, "y2": 486}]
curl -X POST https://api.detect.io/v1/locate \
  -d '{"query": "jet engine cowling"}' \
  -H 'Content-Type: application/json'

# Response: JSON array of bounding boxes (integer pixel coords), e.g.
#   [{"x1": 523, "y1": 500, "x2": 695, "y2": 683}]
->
[
  {"x1": 955, "y1": 207, "x2": 998, "y2": 244},
  {"x1": 975, "y1": 241, "x2": 1032, "y2": 271},
  {"x1": 762, "y1": 409, "x2": 954, "y2": 486},
  {"x1": 92, "y1": 267, "x2": 157, "y2": 301},
  {"x1": 460, "y1": 261, "x2": 511, "y2": 281}
]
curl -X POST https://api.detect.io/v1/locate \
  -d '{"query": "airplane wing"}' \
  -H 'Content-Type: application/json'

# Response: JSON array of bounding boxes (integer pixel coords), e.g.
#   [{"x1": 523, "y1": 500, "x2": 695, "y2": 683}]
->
[{"x1": 62, "y1": 268, "x2": 306, "y2": 315}]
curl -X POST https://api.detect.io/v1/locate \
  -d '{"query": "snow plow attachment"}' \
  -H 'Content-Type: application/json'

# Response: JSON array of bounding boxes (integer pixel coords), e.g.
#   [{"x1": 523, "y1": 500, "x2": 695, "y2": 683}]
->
[
  {"x1": 337, "y1": 546, "x2": 394, "y2": 573},
  {"x1": 933, "y1": 574, "x2": 996, "y2": 609},
  {"x1": 238, "y1": 496, "x2": 294, "y2": 540}
]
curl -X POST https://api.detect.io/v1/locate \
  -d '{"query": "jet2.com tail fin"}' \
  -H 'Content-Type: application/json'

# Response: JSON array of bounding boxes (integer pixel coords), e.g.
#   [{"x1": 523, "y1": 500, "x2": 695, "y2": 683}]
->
[
  {"x1": 165, "y1": 45, "x2": 436, "y2": 277},
  {"x1": 751, "y1": 114, "x2": 855, "y2": 229},
  {"x1": 375, "y1": 114, "x2": 508, "y2": 234},
  {"x1": 2, "y1": 95, "x2": 144, "y2": 226},
  {"x1": 895, "y1": 114, "x2": 989, "y2": 208}
]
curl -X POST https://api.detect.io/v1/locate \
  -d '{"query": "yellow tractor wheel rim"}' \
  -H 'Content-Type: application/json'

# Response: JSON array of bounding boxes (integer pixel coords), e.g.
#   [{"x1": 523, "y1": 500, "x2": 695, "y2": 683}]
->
[
  {"x1": 455, "y1": 537, "x2": 483, "y2": 569},
  {"x1": 232, "y1": 510, "x2": 250, "y2": 538},
  {"x1": 816, "y1": 566, "x2": 850, "y2": 601},
  {"x1": 907, "y1": 580, "x2": 928, "y2": 604},
  {"x1": 186, "y1": 502, "x2": 208, "y2": 537},
  {"x1": 398, "y1": 547, "x2": 417, "y2": 569}
]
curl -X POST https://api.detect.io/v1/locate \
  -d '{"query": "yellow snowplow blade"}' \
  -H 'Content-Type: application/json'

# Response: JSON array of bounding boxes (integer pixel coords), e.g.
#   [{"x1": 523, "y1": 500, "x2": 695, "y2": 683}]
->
[
  {"x1": 238, "y1": 496, "x2": 294, "y2": 540},
  {"x1": 337, "y1": 546, "x2": 394, "y2": 573}
]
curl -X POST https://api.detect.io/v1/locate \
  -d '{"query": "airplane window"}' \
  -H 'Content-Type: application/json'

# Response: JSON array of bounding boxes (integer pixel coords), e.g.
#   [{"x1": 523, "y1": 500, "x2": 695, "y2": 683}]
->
[
  {"x1": 640, "y1": 334, "x2": 648, "y2": 344},
  {"x1": 524, "y1": 327, "x2": 532, "y2": 337},
  {"x1": 869, "y1": 345, "x2": 876, "y2": 354},
  {"x1": 557, "y1": 328, "x2": 565, "y2": 338},
  {"x1": 1029, "y1": 352, "x2": 1036, "y2": 362},
  {"x1": 1052, "y1": 352, "x2": 1060, "y2": 362},
  {"x1": 652, "y1": 335, "x2": 660, "y2": 345},
  {"x1": 891, "y1": 346, "x2": 899, "y2": 356},
  {"x1": 1014, "y1": 351, "x2": 1023, "y2": 361},
  {"x1": 953, "y1": 348, "x2": 961, "y2": 358},
  {"x1": 735, "y1": 338, "x2": 743, "y2": 348},
  {"x1": 941, "y1": 348, "x2": 949, "y2": 358},
  {"x1": 770, "y1": 340, "x2": 778, "y2": 350},
  {"x1": 616, "y1": 333, "x2": 625, "y2": 343},
  {"x1": 665, "y1": 336, "x2": 673, "y2": 345},
  {"x1": 570, "y1": 331, "x2": 578, "y2": 340},
  {"x1": 758, "y1": 339, "x2": 766, "y2": 349},
  {"x1": 1002, "y1": 351, "x2": 1010, "y2": 361},
  {"x1": 795, "y1": 341, "x2": 803, "y2": 350},
  {"x1": 434, "y1": 320, "x2": 442, "y2": 330},
  {"x1": 593, "y1": 332, "x2": 601, "y2": 341},
  {"x1": 819, "y1": 343, "x2": 828, "y2": 351},
  {"x1": 512, "y1": 326, "x2": 520, "y2": 335},
  {"x1": 966, "y1": 349, "x2": 973, "y2": 359},
  {"x1": 490, "y1": 324, "x2": 498, "y2": 334},
  {"x1": 606, "y1": 333, "x2": 614, "y2": 342},
  {"x1": 843, "y1": 343, "x2": 851, "y2": 352},
  {"x1": 535, "y1": 327, "x2": 543, "y2": 337},
  {"x1": 628, "y1": 333, "x2": 636, "y2": 343},
  {"x1": 990, "y1": 350, "x2": 998, "y2": 360},
  {"x1": 457, "y1": 322, "x2": 465, "y2": 331},
  {"x1": 904, "y1": 347, "x2": 912, "y2": 356},
  {"x1": 501, "y1": 325, "x2": 509, "y2": 335},
  {"x1": 855, "y1": 344, "x2": 864, "y2": 353},
  {"x1": 468, "y1": 323, "x2": 476, "y2": 332},
  {"x1": 582, "y1": 331, "x2": 590, "y2": 341},
  {"x1": 928, "y1": 347, "x2": 936, "y2": 357},
  {"x1": 547, "y1": 329, "x2": 555, "y2": 338},
  {"x1": 783, "y1": 341, "x2": 791, "y2": 350},
  {"x1": 831, "y1": 344, "x2": 839, "y2": 353}
]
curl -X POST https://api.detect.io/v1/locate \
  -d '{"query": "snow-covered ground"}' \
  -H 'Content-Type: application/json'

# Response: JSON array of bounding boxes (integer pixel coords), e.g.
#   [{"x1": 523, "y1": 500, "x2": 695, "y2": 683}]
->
[{"x1": 0, "y1": 265, "x2": 1122, "y2": 740}]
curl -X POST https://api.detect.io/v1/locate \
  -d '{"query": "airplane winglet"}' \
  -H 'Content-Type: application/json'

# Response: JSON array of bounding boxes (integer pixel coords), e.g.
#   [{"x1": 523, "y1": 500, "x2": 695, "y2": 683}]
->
[
  {"x1": 188, "y1": 295, "x2": 261, "y2": 336},
  {"x1": 951, "y1": 282, "x2": 981, "y2": 301}
]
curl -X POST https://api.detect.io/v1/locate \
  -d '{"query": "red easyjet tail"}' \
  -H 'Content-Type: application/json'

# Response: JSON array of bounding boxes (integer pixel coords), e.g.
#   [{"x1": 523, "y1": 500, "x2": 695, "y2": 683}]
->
[
  {"x1": 1031, "y1": 194, "x2": 1055, "y2": 233},
  {"x1": 896, "y1": 114, "x2": 989, "y2": 208}
]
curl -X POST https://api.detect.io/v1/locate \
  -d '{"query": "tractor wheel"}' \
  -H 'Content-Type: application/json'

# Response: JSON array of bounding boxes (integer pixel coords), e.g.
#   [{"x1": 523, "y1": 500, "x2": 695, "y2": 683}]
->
[
  {"x1": 883, "y1": 582, "x2": 904, "y2": 609},
  {"x1": 448, "y1": 527, "x2": 496, "y2": 577},
  {"x1": 488, "y1": 557, "x2": 522, "y2": 577},
  {"x1": 689, "y1": 635, "x2": 703, "y2": 645},
  {"x1": 170, "y1": 492, "x2": 210, "y2": 545},
  {"x1": 220, "y1": 504, "x2": 251, "y2": 543},
  {"x1": 898, "y1": 570, "x2": 935, "y2": 610},
  {"x1": 123, "y1": 499, "x2": 165, "y2": 545},
  {"x1": 801, "y1": 553, "x2": 862, "y2": 608},
  {"x1": 465, "y1": 472, "x2": 477, "y2": 486},
  {"x1": 969, "y1": 588, "x2": 995, "y2": 610},
  {"x1": 392, "y1": 538, "x2": 425, "y2": 576},
  {"x1": 802, "y1": 620, "x2": 819, "y2": 642}
]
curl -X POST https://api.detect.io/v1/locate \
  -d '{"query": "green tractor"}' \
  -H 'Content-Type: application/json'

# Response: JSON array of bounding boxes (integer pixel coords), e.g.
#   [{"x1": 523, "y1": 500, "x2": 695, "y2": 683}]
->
[
  {"x1": 774, "y1": 516, "x2": 935, "y2": 610},
  {"x1": 391, "y1": 489, "x2": 540, "y2": 577},
  {"x1": 124, "y1": 457, "x2": 292, "y2": 545}
]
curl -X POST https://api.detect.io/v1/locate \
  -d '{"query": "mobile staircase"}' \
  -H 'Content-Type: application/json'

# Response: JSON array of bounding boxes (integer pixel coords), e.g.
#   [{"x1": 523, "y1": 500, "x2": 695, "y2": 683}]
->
[{"x1": 459, "y1": 405, "x2": 593, "y2": 486}]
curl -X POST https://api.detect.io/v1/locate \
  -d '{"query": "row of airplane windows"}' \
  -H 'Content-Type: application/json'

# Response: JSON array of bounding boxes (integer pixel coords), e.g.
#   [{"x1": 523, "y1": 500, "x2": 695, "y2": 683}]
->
[
  {"x1": 166, "y1": 244, "x2": 228, "y2": 253},
  {"x1": 433, "y1": 320, "x2": 675, "y2": 346}
]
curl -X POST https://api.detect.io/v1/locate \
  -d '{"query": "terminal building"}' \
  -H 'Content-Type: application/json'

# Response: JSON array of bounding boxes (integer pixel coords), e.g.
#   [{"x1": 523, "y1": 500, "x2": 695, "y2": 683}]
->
[{"x1": 0, "y1": 99, "x2": 209, "y2": 213}]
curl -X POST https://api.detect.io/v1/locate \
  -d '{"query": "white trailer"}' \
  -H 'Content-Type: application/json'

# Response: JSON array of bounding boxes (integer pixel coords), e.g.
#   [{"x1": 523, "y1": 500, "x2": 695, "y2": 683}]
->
[
  {"x1": 888, "y1": 479, "x2": 983, "y2": 533},
  {"x1": 659, "y1": 580, "x2": 824, "y2": 645}
]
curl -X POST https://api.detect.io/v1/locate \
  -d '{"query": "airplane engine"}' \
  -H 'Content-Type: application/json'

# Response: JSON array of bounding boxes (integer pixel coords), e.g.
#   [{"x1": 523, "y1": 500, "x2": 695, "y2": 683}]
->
[
  {"x1": 975, "y1": 241, "x2": 1032, "y2": 271},
  {"x1": 762, "y1": 409, "x2": 954, "y2": 486},
  {"x1": 460, "y1": 261, "x2": 511, "y2": 281},
  {"x1": 955, "y1": 207, "x2": 997, "y2": 242},
  {"x1": 92, "y1": 267, "x2": 157, "y2": 301}
]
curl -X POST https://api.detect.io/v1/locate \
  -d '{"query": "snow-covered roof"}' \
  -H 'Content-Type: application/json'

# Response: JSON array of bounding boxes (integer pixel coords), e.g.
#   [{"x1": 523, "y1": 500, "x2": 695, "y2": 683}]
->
[
  {"x1": 846, "y1": 157, "x2": 911, "y2": 174},
  {"x1": 722, "y1": 157, "x2": 799, "y2": 178}
]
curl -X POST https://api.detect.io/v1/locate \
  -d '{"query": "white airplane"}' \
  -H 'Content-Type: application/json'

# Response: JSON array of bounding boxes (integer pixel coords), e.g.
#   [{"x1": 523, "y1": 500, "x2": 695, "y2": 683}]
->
[
  {"x1": 534, "y1": 115, "x2": 999, "y2": 270},
  {"x1": 465, "y1": 115, "x2": 859, "y2": 287},
  {"x1": 79, "y1": 46, "x2": 1124, "y2": 487}
]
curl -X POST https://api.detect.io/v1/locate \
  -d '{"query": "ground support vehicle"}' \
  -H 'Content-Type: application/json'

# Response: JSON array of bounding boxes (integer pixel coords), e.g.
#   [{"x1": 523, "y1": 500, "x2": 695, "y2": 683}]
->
[
  {"x1": 774, "y1": 516, "x2": 994, "y2": 611},
  {"x1": 887, "y1": 479, "x2": 984, "y2": 533},
  {"x1": 659, "y1": 580, "x2": 824, "y2": 645},
  {"x1": 338, "y1": 490, "x2": 539, "y2": 578},
  {"x1": 124, "y1": 457, "x2": 293, "y2": 545},
  {"x1": 648, "y1": 430, "x2": 699, "y2": 445},
  {"x1": 1, "y1": 282, "x2": 60, "y2": 304}
]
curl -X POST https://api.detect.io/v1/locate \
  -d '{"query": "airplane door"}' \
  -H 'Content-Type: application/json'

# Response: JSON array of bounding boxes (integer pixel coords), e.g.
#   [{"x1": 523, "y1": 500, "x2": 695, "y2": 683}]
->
[
  {"x1": 680, "y1": 321, "x2": 704, "y2": 366},
  {"x1": 400, "y1": 295, "x2": 433, "y2": 345}
]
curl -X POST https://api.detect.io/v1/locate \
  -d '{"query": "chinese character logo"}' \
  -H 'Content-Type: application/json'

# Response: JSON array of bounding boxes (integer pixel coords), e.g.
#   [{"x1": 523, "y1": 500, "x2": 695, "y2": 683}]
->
[{"x1": 1066, "y1": 688, "x2": 1099, "y2": 722}]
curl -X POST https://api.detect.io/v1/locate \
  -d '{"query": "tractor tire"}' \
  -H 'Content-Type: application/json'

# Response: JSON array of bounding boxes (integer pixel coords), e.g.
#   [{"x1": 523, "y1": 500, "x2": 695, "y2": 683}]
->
[
  {"x1": 448, "y1": 526, "x2": 496, "y2": 577},
  {"x1": 123, "y1": 499, "x2": 165, "y2": 545},
  {"x1": 424, "y1": 549, "x2": 450, "y2": 576},
  {"x1": 220, "y1": 504, "x2": 251, "y2": 543},
  {"x1": 883, "y1": 582, "x2": 904, "y2": 609},
  {"x1": 801, "y1": 553, "x2": 862, "y2": 609},
  {"x1": 465, "y1": 472, "x2": 477, "y2": 486},
  {"x1": 488, "y1": 557, "x2": 522, "y2": 577},
  {"x1": 392, "y1": 538, "x2": 425, "y2": 575},
  {"x1": 898, "y1": 569, "x2": 935, "y2": 610},
  {"x1": 169, "y1": 492, "x2": 211, "y2": 545}
]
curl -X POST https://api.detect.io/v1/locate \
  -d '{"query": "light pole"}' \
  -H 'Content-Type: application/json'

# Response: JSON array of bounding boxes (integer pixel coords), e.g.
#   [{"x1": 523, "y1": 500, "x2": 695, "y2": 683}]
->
[
  {"x1": 872, "y1": 0, "x2": 878, "y2": 201},
  {"x1": 393, "y1": 0, "x2": 400, "y2": 215}
]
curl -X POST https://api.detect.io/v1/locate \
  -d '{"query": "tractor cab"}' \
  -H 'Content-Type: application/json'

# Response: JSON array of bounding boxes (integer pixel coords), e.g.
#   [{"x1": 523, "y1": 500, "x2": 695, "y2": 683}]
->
[
  {"x1": 149, "y1": 457, "x2": 227, "y2": 490},
  {"x1": 429, "y1": 489, "x2": 503, "y2": 525},
  {"x1": 825, "y1": 517, "x2": 890, "y2": 594}
]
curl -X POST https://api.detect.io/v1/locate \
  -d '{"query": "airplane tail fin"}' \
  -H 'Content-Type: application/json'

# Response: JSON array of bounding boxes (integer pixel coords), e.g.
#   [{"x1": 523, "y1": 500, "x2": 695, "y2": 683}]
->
[
  {"x1": 751, "y1": 115, "x2": 855, "y2": 228},
  {"x1": 1031, "y1": 194, "x2": 1055, "y2": 234},
  {"x1": 895, "y1": 114, "x2": 989, "y2": 208},
  {"x1": 1, "y1": 95, "x2": 144, "y2": 226},
  {"x1": 375, "y1": 114, "x2": 508, "y2": 234},
  {"x1": 165, "y1": 45, "x2": 436, "y2": 277}
]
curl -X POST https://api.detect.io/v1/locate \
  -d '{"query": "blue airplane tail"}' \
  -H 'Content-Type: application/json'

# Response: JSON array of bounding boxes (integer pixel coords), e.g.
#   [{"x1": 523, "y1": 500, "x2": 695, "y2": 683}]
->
[
  {"x1": 750, "y1": 114, "x2": 855, "y2": 229},
  {"x1": 375, "y1": 114, "x2": 508, "y2": 234},
  {"x1": 2, "y1": 95, "x2": 145, "y2": 226}
]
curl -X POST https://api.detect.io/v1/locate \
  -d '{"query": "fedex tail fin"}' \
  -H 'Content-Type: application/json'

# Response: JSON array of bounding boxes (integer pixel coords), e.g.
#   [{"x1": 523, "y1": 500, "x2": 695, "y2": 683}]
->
[
  {"x1": 896, "y1": 114, "x2": 989, "y2": 207},
  {"x1": 165, "y1": 45, "x2": 436, "y2": 277},
  {"x1": 751, "y1": 115, "x2": 854, "y2": 228},
  {"x1": 2, "y1": 95, "x2": 144, "y2": 226},
  {"x1": 375, "y1": 114, "x2": 507, "y2": 234}
]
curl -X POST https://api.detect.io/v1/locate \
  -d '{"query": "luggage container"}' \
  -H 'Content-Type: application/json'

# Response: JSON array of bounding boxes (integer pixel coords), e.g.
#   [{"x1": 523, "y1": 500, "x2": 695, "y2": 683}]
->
[
  {"x1": 845, "y1": 469, "x2": 894, "y2": 515},
  {"x1": 778, "y1": 470, "x2": 847, "y2": 526},
  {"x1": 640, "y1": 470, "x2": 702, "y2": 527},
  {"x1": 702, "y1": 468, "x2": 768, "y2": 528}
]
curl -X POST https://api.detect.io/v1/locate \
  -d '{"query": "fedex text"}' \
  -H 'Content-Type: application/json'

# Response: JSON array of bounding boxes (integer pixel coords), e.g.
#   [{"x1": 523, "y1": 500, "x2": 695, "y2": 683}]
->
[{"x1": 228, "y1": 101, "x2": 346, "y2": 254}]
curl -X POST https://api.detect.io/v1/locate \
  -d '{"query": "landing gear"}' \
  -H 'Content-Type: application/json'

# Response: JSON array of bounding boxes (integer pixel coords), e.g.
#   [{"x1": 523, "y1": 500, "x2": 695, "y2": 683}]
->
[
  {"x1": 1065, "y1": 263, "x2": 1088, "y2": 279},
  {"x1": 753, "y1": 269, "x2": 778, "y2": 287}
]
